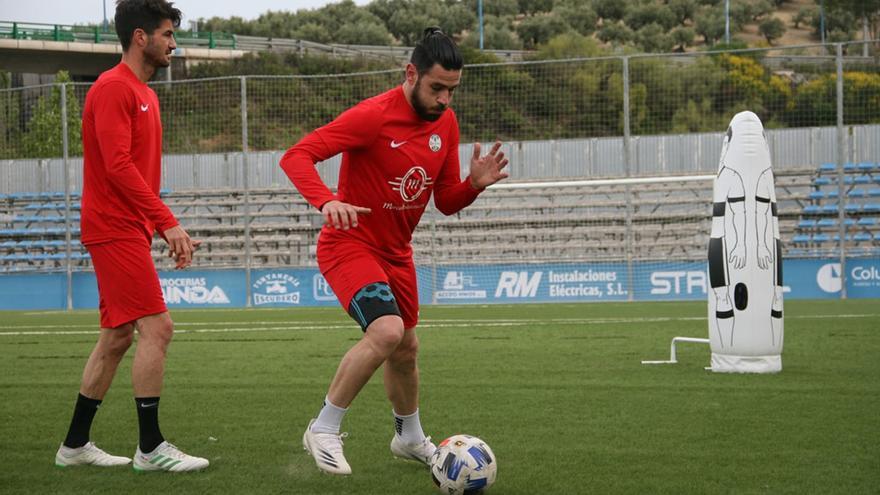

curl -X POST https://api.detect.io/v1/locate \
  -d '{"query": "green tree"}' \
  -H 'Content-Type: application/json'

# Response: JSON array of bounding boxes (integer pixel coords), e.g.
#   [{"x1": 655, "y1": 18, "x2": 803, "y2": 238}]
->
[
  {"x1": 809, "y1": 5, "x2": 856, "y2": 39},
  {"x1": 597, "y1": 21, "x2": 634, "y2": 46},
  {"x1": 336, "y1": 21, "x2": 393, "y2": 45},
  {"x1": 553, "y1": 3, "x2": 598, "y2": 36},
  {"x1": 463, "y1": 22, "x2": 523, "y2": 50},
  {"x1": 625, "y1": 3, "x2": 677, "y2": 31},
  {"x1": 671, "y1": 26, "x2": 696, "y2": 51},
  {"x1": 465, "y1": 0, "x2": 520, "y2": 17},
  {"x1": 516, "y1": 13, "x2": 571, "y2": 49},
  {"x1": 592, "y1": 0, "x2": 628, "y2": 22},
  {"x1": 759, "y1": 17, "x2": 786, "y2": 45},
  {"x1": 518, "y1": 0, "x2": 555, "y2": 15},
  {"x1": 694, "y1": 5, "x2": 726, "y2": 45},
  {"x1": 792, "y1": 7, "x2": 816, "y2": 29},
  {"x1": 748, "y1": 0, "x2": 775, "y2": 21},
  {"x1": 533, "y1": 32, "x2": 604, "y2": 59},
  {"x1": 21, "y1": 71, "x2": 81, "y2": 159},
  {"x1": 293, "y1": 22, "x2": 332, "y2": 43},
  {"x1": 441, "y1": 3, "x2": 478, "y2": 37},
  {"x1": 668, "y1": 0, "x2": 698, "y2": 24},
  {"x1": 388, "y1": 9, "x2": 438, "y2": 45},
  {"x1": 635, "y1": 23, "x2": 675, "y2": 53}
]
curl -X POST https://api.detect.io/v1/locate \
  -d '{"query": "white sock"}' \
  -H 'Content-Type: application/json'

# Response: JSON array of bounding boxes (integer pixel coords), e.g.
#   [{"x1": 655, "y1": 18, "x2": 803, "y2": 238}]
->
[
  {"x1": 311, "y1": 396, "x2": 347, "y2": 434},
  {"x1": 393, "y1": 409, "x2": 426, "y2": 444}
]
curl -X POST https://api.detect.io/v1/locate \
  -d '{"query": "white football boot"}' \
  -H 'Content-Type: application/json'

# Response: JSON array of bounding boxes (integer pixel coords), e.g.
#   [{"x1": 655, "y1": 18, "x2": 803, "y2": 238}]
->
[
  {"x1": 132, "y1": 441, "x2": 209, "y2": 472},
  {"x1": 390, "y1": 435, "x2": 436, "y2": 466},
  {"x1": 302, "y1": 418, "x2": 352, "y2": 475},
  {"x1": 55, "y1": 442, "x2": 131, "y2": 467}
]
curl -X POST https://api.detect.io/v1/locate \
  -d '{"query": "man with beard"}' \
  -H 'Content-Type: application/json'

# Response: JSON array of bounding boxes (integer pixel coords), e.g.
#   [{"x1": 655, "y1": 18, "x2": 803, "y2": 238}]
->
[
  {"x1": 280, "y1": 27, "x2": 509, "y2": 475},
  {"x1": 54, "y1": 0, "x2": 207, "y2": 472}
]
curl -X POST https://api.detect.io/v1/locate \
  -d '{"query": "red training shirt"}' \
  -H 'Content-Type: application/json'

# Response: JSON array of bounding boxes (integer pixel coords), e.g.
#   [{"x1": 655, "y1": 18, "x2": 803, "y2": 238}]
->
[
  {"x1": 80, "y1": 62, "x2": 178, "y2": 246},
  {"x1": 280, "y1": 86, "x2": 481, "y2": 260}
]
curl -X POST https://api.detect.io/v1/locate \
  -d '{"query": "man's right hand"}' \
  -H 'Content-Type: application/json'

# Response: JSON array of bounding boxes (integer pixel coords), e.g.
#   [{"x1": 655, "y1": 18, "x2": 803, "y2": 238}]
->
[
  {"x1": 163, "y1": 225, "x2": 197, "y2": 269},
  {"x1": 321, "y1": 200, "x2": 371, "y2": 230}
]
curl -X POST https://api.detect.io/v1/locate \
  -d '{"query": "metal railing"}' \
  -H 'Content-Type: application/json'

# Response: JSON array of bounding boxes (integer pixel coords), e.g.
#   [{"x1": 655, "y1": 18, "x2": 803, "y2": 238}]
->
[{"x1": 0, "y1": 20, "x2": 236, "y2": 49}]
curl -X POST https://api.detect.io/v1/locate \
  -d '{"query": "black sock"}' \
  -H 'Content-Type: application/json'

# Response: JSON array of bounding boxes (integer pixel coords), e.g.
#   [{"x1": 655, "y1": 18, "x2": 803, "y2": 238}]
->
[
  {"x1": 63, "y1": 393, "x2": 102, "y2": 448},
  {"x1": 135, "y1": 397, "x2": 165, "y2": 453}
]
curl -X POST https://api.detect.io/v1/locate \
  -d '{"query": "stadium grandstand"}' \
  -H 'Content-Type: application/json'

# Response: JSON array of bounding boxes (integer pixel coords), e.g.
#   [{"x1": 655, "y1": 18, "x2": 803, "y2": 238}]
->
[{"x1": 1, "y1": 40, "x2": 879, "y2": 306}]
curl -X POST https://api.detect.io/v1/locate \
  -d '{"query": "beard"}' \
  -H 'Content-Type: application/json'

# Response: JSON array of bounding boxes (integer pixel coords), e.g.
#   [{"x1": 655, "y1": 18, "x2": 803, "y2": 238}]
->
[
  {"x1": 411, "y1": 77, "x2": 446, "y2": 122},
  {"x1": 144, "y1": 39, "x2": 171, "y2": 68}
]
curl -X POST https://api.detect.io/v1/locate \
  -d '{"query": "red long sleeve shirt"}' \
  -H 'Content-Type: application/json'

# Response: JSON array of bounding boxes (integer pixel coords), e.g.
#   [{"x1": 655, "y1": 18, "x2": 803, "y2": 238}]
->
[
  {"x1": 80, "y1": 63, "x2": 177, "y2": 246},
  {"x1": 280, "y1": 86, "x2": 481, "y2": 259}
]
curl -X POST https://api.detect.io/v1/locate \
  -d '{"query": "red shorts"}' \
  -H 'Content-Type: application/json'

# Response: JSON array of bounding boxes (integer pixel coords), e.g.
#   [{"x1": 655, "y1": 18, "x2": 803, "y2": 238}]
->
[
  {"x1": 87, "y1": 239, "x2": 167, "y2": 329},
  {"x1": 317, "y1": 239, "x2": 419, "y2": 329}
]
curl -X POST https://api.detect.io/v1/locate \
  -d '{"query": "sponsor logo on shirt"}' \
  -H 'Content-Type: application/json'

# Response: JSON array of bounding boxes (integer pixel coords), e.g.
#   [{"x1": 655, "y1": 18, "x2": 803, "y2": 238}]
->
[
  {"x1": 390, "y1": 140, "x2": 407, "y2": 149},
  {"x1": 429, "y1": 134, "x2": 441, "y2": 152},
  {"x1": 388, "y1": 166, "x2": 433, "y2": 202},
  {"x1": 140, "y1": 104, "x2": 149, "y2": 112}
]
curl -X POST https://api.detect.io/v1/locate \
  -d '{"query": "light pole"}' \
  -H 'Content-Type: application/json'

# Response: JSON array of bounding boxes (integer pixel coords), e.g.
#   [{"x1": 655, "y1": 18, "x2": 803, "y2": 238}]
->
[
  {"x1": 724, "y1": 0, "x2": 730, "y2": 44},
  {"x1": 102, "y1": 0, "x2": 109, "y2": 32},
  {"x1": 478, "y1": 0, "x2": 484, "y2": 50},
  {"x1": 819, "y1": 0, "x2": 826, "y2": 44}
]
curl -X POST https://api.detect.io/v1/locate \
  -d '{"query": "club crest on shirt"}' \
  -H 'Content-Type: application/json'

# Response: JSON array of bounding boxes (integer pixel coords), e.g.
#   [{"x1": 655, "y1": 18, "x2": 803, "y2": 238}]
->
[
  {"x1": 429, "y1": 134, "x2": 442, "y2": 152},
  {"x1": 388, "y1": 166, "x2": 434, "y2": 202}
]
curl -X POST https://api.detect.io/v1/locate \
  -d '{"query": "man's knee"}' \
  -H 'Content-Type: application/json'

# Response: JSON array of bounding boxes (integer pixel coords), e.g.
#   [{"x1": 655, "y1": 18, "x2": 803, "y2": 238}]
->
[
  {"x1": 389, "y1": 333, "x2": 419, "y2": 370},
  {"x1": 364, "y1": 315, "x2": 405, "y2": 358},
  {"x1": 136, "y1": 313, "x2": 174, "y2": 348},
  {"x1": 101, "y1": 327, "x2": 134, "y2": 357}
]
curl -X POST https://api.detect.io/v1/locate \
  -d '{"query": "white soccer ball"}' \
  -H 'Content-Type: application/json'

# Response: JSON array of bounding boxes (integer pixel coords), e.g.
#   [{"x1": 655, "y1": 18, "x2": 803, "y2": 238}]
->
[{"x1": 430, "y1": 434, "x2": 497, "y2": 495}]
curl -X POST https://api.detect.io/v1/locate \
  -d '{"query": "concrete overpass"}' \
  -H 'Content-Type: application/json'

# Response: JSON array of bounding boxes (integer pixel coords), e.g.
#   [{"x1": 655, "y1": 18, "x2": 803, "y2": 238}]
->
[{"x1": 0, "y1": 38, "x2": 245, "y2": 79}]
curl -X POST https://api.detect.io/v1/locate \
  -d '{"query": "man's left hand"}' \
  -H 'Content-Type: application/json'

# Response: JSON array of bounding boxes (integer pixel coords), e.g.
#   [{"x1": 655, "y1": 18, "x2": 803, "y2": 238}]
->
[{"x1": 469, "y1": 141, "x2": 510, "y2": 190}]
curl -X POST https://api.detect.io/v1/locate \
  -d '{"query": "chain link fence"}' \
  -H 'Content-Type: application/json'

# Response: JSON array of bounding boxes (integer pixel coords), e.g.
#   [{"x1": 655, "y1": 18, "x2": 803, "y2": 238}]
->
[{"x1": 0, "y1": 41, "x2": 878, "y2": 301}]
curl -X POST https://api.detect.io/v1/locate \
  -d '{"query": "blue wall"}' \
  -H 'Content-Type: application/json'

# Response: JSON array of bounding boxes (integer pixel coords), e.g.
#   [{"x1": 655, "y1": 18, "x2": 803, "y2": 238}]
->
[{"x1": 1, "y1": 258, "x2": 878, "y2": 310}]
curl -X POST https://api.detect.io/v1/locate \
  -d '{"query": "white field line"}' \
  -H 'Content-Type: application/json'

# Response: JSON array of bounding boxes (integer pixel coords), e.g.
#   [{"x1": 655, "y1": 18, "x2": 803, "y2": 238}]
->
[{"x1": 0, "y1": 313, "x2": 877, "y2": 336}]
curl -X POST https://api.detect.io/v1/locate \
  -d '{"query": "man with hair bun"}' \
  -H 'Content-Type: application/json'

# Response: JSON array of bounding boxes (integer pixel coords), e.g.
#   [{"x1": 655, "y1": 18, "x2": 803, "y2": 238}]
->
[{"x1": 281, "y1": 27, "x2": 509, "y2": 475}]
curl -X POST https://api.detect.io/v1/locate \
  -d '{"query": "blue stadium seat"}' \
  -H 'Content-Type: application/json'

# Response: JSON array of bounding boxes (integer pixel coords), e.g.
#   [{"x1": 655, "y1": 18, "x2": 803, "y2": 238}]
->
[
  {"x1": 845, "y1": 204, "x2": 861, "y2": 213},
  {"x1": 792, "y1": 234, "x2": 810, "y2": 243},
  {"x1": 814, "y1": 233, "x2": 831, "y2": 242},
  {"x1": 857, "y1": 218, "x2": 877, "y2": 226},
  {"x1": 821, "y1": 204, "x2": 839, "y2": 214},
  {"x1": 798, "y1": 219, "x2": 817, "y2": 228},
  {"x1": 820, "y1": 163, "x2": 836, "y2": 172},
  {"x1": 35, "y1": 240, "x2": 66, "y2": 248},
  {"x1": 804, "y1": 205, "x2": 821, "y2": 214},
  {"x1": 809, "y1": 191, "x2": 825, "y2": 200},
  {"x1": 869, "y1": 188, "x2": 880, "y2": 198},
  {"x1": 817, "y1": 218, "x2": 836, "y2": 228},
  {"x1": 848, "y1": 189, "x2": 867, "y2": 198},
  {"x1": 853, "y1": 232, "x2": 873, "y2": 242},
  {"x1": 865, "y1": 204, "x2": 880, "y2": 213},
  {"x1": 857, "y1": 162, "x2": 876, "y2": 172},
  {"x1": 814, "y1": 177, "x2": 832, "y2": 186},
  {"x1": 1, "y1": 253, "x2": 30, "y2": 262},
  {"x1": 0, "y1": 240, "x2": 16, "y2": 248}
]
